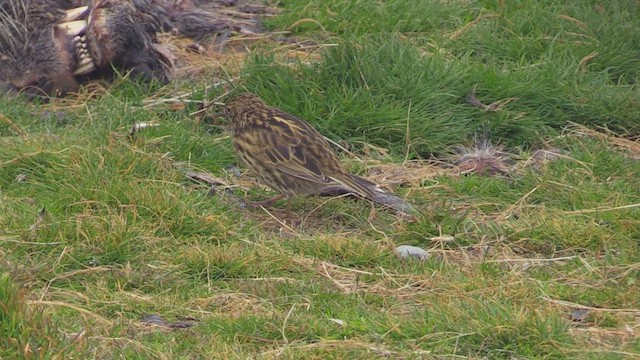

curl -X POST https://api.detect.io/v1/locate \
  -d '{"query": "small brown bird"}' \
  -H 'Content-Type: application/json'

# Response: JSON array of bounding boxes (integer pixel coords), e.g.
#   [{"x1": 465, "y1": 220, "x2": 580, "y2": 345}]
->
[{"x1": 224, "y1": 92, "x2": 412, "y2": 215}]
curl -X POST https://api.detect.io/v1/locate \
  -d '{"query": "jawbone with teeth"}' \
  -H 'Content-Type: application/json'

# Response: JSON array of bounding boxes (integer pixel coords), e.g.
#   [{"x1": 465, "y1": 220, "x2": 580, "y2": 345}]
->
[
  {"x1": 56, "y1": 6, "x2": 98, "y2": 77},
  {"x1": 1, "y1": 0, "x2": 170, "y2": 98}
]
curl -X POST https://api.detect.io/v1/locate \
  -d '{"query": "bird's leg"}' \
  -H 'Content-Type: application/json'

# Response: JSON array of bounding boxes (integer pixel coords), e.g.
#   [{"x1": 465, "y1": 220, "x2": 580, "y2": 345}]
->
[
  {"x1": 283, "y1": 197, "x2": 302, "y2": 226},
  {"x1": 246, "y1": 194, "x2": 286, "y2": 208},
  {"x1": 247, "y1": 195, "x2": 300, "y2": 226}
]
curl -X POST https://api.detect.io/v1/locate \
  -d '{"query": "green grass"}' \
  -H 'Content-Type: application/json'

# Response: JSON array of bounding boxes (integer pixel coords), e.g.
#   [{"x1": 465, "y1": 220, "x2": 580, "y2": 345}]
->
[
  {"x1": 256, "y1": 0, "x2": 640, "y2": 154},
  {"x1": 1, "y1": 0, "x2": 639, "y2": 358}
]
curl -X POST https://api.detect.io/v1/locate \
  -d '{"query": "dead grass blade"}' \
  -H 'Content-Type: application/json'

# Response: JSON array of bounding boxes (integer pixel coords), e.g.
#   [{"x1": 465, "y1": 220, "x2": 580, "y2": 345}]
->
[
  {"x1": 565, "y1": 122, "x2": 640, "y2": 158},
  {"x1": 27, "y1": 300, "x2": 112, "y2": 325},
  {"x1": 447, "y1": 13, "x2": 501, "y2": 40},
  {"x1": 0, "y1": 113, "x2": 27, "y2": 137},
  {"x1": 562, "y1": 203, "x2": 640, "y2": 215}
]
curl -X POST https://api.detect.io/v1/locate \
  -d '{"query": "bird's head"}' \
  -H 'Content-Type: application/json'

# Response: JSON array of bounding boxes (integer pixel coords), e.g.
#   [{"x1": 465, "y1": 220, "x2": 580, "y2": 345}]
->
[{"x1": 223, "y1": 92, "x2": 262, "y2": 118}]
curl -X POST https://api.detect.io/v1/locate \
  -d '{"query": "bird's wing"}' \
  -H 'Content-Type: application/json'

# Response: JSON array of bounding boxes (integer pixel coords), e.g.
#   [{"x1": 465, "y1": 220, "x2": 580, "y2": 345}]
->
[{"x1": 253, "y1": 111, "x2": 342, "y2": 185}]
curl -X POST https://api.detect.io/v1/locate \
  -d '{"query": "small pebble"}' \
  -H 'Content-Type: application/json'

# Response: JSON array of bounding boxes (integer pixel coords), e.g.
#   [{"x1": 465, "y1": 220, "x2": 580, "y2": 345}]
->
[
  {"x1": 570, "y1": 309, "x2": 590, "y2": 322},
  {"x1": 395, "y1": 245, "x2": 429, "y2": 261}
]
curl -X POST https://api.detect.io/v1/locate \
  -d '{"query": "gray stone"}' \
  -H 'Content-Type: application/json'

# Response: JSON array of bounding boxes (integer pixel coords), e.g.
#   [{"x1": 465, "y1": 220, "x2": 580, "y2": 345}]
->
[{"x1": 395, "y1": 245, "x2": 429, "y2": 261}]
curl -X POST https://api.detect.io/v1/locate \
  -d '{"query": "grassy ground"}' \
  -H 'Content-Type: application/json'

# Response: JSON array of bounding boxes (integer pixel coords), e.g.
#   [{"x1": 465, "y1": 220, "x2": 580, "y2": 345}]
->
[{"x1": 1, "y1": 0, "x2": 639, "y2": 358}]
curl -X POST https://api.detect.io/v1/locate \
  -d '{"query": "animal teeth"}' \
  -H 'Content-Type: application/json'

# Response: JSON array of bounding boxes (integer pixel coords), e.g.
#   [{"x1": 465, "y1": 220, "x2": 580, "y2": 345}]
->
[
  {"x1": 74, "y1": 61, "x2": 96, "y2": 75},
  {"x1": 62, "y1": 6, "x2": 89, "y2": 22},
  {"x1": 78, "y1": 56, "x2": 93, "y2": 66},
  {"x1": 57, "y1": 20, "x2": 87, "y2": 36}
]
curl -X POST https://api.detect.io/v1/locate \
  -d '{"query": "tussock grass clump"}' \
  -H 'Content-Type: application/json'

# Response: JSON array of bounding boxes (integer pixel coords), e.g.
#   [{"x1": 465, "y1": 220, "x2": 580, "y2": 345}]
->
[
  {"x1": 268, "y1": 0, "x2": 481, "y2": 35},
  {"x1": 249, "y1": 0, "x2": 640, "y2": 157},
  {"x1": 242, "y1": 34, "x2": 640, "y2": 156}
]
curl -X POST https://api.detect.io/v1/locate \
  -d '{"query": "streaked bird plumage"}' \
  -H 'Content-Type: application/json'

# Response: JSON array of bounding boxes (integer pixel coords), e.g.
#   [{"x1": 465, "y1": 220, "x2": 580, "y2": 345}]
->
[{"x1": 225, "y1": 92, "x2": 412, "y2": 214}]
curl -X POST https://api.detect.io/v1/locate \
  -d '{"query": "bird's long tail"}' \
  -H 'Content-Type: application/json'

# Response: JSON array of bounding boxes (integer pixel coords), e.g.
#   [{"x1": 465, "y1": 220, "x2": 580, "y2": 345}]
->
[{"x1": 339, "y1": 174, "x2": 415, "y2": 215}]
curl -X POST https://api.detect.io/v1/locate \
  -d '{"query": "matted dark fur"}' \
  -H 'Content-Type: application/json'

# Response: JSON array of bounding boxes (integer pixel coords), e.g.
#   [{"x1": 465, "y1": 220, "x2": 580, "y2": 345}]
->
[
  {"x1": 0, "y1": 0, "x2": 170, "y2": 97},
  {"x1": 0, "y1": 0, "x2": 266, "y2": 98}
]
